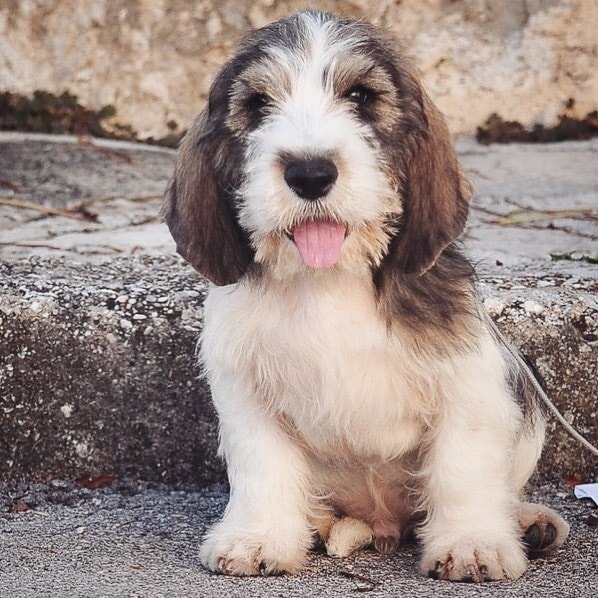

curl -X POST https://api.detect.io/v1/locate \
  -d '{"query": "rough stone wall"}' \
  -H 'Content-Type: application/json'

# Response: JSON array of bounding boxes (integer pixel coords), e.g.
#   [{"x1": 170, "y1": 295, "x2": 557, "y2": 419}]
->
[{"x1": 0, "y1": 0, "x2": 596, "y2": 138}]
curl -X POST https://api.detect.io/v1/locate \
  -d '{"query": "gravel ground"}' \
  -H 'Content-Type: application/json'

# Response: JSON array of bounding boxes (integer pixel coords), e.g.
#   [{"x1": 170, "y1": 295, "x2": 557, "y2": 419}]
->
[
  {"x1": 0, "y1": 480, "x2": 598, "y2": 598},
  {"x1": 0, "y1": 480, "x2": 596, "y2": 598}
]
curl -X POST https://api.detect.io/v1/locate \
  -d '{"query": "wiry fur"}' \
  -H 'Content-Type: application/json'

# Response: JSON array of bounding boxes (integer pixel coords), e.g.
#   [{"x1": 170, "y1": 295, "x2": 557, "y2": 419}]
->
[{"x1": 163, "y1": 10, "x2": 569, "y2": 581}]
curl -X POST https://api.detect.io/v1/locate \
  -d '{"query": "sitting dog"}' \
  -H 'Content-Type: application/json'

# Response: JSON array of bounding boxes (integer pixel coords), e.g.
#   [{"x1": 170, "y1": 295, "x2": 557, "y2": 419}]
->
[{"x1": 164, "y1": 10, "x2": 569, "y2": 581}]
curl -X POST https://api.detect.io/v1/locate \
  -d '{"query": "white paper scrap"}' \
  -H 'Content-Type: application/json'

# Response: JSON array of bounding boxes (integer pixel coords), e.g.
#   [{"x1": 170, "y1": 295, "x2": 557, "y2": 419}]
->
[{"x1": 574, "y1": 483, "x2": 598, "y2": 506}]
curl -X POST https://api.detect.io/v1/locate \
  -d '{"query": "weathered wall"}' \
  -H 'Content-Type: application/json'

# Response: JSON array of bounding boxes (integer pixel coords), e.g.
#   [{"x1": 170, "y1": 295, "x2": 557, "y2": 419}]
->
[{"x1": 0, "y1": 0, "x2": 596, "y2": 138}]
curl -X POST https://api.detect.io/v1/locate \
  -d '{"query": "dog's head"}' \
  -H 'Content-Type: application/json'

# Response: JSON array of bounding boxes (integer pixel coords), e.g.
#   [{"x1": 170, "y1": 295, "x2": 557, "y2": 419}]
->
[{"x1": 164, "y1": 10, "x2": 471, "y2": 286}]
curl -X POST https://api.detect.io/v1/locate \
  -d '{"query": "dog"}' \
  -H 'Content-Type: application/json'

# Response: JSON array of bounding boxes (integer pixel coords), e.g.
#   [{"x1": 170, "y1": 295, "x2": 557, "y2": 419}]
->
[{"x1": 164, "y1": 10, "x2": 569, "y2": 581}]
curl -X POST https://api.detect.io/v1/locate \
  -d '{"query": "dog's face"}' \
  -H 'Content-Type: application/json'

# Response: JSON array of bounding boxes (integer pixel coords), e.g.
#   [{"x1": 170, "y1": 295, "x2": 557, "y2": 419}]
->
[
  {"x1": 232, "y1": 15, "x2": 407, "y2": 276},
  {"x1": 164, "y1": 11, "x2": 471, "y2": 286}
]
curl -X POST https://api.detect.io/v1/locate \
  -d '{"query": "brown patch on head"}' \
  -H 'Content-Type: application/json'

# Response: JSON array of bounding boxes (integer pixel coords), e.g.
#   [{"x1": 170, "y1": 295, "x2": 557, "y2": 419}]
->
[
  {"x1": 350, "y1": 43, "x2": 477, "y2": 345},
  {"x1": 162, "y1": 37, "x2": 269, "y2": 285},
  {"x1": 227, "y1": 57, "x2": 294, "y2": 133},
  {"x1": 164, "y1": 12, "x2": 326, "y2": 284},
  {"x1": 329, "y1": 56, "x2": 400, "y2": 135},
  {"x1": 324, "y1": 21, "x2": 472, "y2": 276}
]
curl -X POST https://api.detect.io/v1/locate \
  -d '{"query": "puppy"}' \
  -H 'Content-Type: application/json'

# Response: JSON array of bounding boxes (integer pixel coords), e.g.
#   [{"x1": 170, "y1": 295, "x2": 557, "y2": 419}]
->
[{"x1": 164, "y1": 10, "x2": 569, "y2": 581}]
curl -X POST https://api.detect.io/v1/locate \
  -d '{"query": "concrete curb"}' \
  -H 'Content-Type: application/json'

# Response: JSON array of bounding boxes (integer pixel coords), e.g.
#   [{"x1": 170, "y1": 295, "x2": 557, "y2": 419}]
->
[{"x1": 1, "y1": 256, "x2": 596, "y2": 484}]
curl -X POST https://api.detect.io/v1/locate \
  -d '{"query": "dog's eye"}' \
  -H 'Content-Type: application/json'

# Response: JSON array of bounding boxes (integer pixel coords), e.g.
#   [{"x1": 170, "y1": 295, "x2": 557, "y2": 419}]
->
[
  {"x1": 245, "y1": 93, "x2": 270, "y2": 113},
  {"x1": 346, "y1": 86, "x2": 373, "y2": 106}
]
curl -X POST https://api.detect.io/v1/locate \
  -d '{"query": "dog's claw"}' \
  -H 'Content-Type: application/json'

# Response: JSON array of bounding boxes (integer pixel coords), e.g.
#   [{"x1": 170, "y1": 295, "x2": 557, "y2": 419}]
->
[
  {"x1": 428, "y1": 560, "x2": 443, "y2": 579},
  {"x1": 544, "y1": 523, "x2": 557, "y2": 546},
  {"x1": 258, "y1": 560, "x2": 284, "y2": 576},
  {"x1": 374, "y1": 534, "x2": 400, "y2": 555}
]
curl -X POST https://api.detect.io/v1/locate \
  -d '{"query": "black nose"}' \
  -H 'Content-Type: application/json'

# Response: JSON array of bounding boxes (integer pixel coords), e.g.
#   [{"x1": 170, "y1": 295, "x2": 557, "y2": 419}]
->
[{"x1": 284, "y1": 158, "x2": 338, "y2": 200}]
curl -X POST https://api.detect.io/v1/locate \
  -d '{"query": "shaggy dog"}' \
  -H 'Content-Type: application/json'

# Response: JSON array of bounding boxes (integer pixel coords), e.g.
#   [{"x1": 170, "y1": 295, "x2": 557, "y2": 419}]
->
[{"x1": 164, "y1": 10, "x2": 569, "y2": 582}]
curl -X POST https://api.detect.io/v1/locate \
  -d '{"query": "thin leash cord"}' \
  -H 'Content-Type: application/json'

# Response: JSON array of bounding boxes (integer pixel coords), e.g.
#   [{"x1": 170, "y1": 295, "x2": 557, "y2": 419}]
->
[{"x1": 487, "y1": 317, "x2": 598, "y2": 458}]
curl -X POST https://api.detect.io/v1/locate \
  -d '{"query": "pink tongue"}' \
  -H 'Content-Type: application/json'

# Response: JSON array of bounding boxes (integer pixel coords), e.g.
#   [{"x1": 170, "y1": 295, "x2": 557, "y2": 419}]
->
[{"x1": 292, "y1": 220, "x2": 346, "y2": 269}]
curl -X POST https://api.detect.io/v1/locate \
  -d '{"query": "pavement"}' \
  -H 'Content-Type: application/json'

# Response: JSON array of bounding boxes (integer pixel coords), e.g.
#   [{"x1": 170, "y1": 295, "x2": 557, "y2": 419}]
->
[
  {"x1": 0, "y1": 132, "x2": 596, "y2": 596},
  {"x1": 0, "y1": 133, "x2": 597, "y2": 271},
  {"x1": 0, "y1": 479, "x2": 596, "y2": 597}
]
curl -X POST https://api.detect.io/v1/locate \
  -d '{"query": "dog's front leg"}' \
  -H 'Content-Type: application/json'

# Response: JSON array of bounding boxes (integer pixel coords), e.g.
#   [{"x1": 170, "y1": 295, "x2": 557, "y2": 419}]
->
[
  {"x1": 199, "y1": 374, "x2": 312, "y2": 576},
  {"x1": 419, "y1": 352, "x2": 528, "y2": 582}
]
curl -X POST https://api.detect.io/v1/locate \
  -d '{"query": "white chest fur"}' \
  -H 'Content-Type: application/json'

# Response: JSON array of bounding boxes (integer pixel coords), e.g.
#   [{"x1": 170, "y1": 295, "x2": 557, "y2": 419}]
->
[{"x1": 201, "y1": 271, "x2": 439, "y2": 460}]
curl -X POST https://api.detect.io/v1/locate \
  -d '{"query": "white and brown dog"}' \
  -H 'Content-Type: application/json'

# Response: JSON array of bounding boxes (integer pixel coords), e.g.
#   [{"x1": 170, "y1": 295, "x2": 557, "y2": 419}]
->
[{"x1": 164, "y1": 10, "x2": 569, "y2": 582}]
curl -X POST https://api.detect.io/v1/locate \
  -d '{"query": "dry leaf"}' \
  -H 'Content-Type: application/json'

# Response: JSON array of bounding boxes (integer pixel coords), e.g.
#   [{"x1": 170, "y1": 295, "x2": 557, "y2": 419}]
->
[
  {"x1": 13, "y1": 501, "x2": 31, "y2": 513},
  {"x1": 564, "y1": 473, "x2": 583, "y2": 487},
  {"x1": 75, "y1": 473, "x2": 117, "y2": 490}
]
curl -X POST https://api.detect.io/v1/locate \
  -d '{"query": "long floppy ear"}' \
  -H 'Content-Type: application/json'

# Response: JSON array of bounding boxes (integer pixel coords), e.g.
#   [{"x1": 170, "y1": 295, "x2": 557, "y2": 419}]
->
[
  {"x1": 388, "y1": 90, "x2": 472, "y2": 275},
  {"x1": 163, "y1": 108, "x2": 254, "y2": 286}
]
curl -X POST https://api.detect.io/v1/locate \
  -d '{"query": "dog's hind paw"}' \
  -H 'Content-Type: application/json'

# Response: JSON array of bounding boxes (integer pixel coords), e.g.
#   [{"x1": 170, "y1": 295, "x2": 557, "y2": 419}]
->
[
  {"x1": 325, "y1": 517, "x2": 373, "y2": 558},
  {"x1": 518, "y1": 502, "x2": 569, "y2": 558}
]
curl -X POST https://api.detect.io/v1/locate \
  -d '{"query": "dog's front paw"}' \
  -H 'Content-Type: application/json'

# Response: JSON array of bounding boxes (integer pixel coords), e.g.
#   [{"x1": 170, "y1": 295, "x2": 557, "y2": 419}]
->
[
  {"x1": 200, "y1": 522, "x2": 308, "y2": 576},
  {"x1": 421, "y1": 538, "x2": 527, "y2": 582}
]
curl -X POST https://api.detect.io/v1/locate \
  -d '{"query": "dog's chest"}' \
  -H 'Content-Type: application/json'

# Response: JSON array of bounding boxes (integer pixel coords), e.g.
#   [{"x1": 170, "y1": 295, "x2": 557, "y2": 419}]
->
[{"x1": 205, "y1": 275, "x2": 430, "y2": 459}]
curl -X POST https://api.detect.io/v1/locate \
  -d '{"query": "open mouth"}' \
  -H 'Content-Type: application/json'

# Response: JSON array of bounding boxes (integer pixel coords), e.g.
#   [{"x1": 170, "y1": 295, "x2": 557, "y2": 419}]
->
[{"x1": 288, "y1": 219, "x2": 347, "y2": 269}]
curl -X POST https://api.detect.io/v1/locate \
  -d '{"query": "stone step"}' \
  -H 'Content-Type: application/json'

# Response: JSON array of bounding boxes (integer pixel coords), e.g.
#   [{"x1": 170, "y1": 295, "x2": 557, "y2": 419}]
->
[{"x1": 1, "y1": 256, "x2": 595, "y2": 483}]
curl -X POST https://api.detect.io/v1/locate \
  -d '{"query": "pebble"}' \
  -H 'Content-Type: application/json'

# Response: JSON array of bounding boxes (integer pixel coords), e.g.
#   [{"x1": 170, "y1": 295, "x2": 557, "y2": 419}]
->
[
  {"x1": 523, "y1": 300, "x2": 545, "y2": 315},
  {"x1": 60, "y1": 404, "x2": 74, "y2": 419},
  {"x1": 484, "y1": 297, "x2": 506, "y2": 316}
]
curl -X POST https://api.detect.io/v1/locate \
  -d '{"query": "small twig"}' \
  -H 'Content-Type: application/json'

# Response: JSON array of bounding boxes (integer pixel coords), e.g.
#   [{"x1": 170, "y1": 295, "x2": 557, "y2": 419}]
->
[
  {"x1": 502, "y1": 197, "x2": 535, "y2": 210},
  {"x1": 76, "y1": 136, "x2": 134, "y2": 163},
  {"x1": 113, "y1": 519, "x2": 141, "y2": 529},
  {"x1": 131, "y1": 215, "x2": 158, "y2": 226},
  {"x1": 471, "y1": 204, "x2": 505, "y2": 218},
  {"x1": 466, "y1": 168, "x2": 490, "y2": 180},
  {"x1": 0, "y1": 241, "x2": 122, "y2": 254},
  {"x1": 339, "y1": 570, "x2": 379, "y2": 592},
  {"x1": 0, "y1": 241, "x2": 71, "y2": 251},
  {"x1": 0, "y1": 197, "x2": 99, "y2": 222},
  {"x1": 477, "y1": 220, "x2": 598, "y2": 241},
  {"x1": 30, "y1": 509, "x2": 50, "y2": 517},
  {"x1": 544, "y1": 224, "x2": 598, "y2": 241},
  {"x1": 70, "y1": 193, "x2": 163, "y2": 210},
  {"x1": 491, "y1": 208, "x2": 597, "y2": 226}
]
